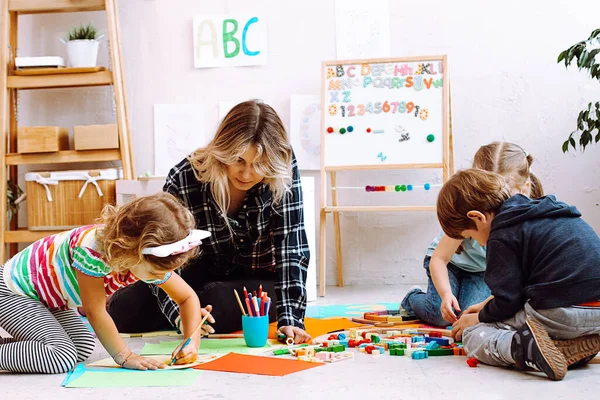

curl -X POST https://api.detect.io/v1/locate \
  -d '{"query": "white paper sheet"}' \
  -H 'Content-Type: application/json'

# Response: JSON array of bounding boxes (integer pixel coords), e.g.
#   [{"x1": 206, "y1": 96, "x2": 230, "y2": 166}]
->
[
  {"x1": 334, "y1": 0, "x2": 391, "y2": 60},
  {"x1": 153, "y1": 104, "x2": 206, "y2": 176}
]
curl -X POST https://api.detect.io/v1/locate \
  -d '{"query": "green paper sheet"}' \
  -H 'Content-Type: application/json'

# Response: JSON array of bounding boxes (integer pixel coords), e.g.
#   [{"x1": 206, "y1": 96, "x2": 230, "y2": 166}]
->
[
  {"x1": 64, "y1": 369, "x2": 201, "y2": 388},
  {"x1": 140, "y1": 339, "x2": 270, "y2": 356}
]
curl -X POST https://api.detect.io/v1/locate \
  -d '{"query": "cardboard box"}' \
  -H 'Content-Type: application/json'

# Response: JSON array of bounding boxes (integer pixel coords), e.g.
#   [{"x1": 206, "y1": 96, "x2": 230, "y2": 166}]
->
[
  {"x1": 74, "y1": 124, "x2": 119, "y2": 150},
  {"x1": 17, "y1": 126, "x2": 69, "y2": 153}
]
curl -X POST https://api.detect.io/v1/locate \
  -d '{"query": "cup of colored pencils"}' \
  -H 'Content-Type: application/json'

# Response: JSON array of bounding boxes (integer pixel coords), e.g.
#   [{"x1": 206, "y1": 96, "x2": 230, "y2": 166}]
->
[{"x1": 234, "y1": 285, "x2": 270, "y2": 348}]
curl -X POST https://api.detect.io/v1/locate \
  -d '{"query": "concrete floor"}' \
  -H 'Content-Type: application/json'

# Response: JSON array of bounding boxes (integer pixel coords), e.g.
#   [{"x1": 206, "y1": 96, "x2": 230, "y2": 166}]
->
[{"x1": 1, "y1": 285, "x2": 599, "y2": 400}]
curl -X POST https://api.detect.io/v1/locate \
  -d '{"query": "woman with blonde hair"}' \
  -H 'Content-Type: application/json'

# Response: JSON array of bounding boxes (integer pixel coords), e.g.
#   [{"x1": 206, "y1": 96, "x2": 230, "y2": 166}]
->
[{"x1": 108, "y1": 100, "x2": 311, "y2": 343}]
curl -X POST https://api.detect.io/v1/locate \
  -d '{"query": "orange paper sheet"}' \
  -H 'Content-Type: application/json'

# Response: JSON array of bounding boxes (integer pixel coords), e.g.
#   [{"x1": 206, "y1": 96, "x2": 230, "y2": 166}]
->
[
  {"x1": 262, "y1": 317, "x2": 366, "y2": 339},
  {"x1": 193, "y1": 353, "x2": 323, "y2": 376}
]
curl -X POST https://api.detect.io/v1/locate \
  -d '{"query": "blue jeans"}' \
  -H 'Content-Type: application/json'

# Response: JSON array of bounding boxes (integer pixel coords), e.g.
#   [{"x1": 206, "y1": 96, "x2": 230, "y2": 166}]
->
[{"x1": 401, "y1": 256, "x2": 491, "y2": 327}]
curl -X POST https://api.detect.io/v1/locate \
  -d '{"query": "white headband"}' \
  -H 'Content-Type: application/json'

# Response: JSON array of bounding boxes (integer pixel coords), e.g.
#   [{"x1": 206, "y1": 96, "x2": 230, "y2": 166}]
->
[{"x1": 141, "y1": 229, "x2": 211, "y2": 258}]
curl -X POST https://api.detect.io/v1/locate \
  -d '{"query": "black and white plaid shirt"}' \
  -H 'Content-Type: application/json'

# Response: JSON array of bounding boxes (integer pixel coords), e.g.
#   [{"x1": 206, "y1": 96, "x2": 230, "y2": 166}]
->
[{"x1": 152, "y1": 154, "x2": 310, "y2": 329}]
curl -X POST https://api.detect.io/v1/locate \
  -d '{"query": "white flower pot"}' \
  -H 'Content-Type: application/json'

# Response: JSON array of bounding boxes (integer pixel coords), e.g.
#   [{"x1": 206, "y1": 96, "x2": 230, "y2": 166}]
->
[{"x1": 66, "y1": 39, "x2": 99, "y2": 68}]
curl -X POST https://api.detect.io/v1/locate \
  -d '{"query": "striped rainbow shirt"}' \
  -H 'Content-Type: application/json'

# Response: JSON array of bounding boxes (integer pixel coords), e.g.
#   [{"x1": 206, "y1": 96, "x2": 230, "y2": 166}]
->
[{"x1": 2, "y1": 225, "x2": 169, "y2": 310}]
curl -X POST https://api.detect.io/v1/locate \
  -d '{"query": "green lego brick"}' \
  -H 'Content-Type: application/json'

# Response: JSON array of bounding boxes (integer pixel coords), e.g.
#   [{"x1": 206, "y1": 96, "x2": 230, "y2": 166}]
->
[
  {"x1": 273, "y1": 349, "x2": 290, "y2": 356},
  {"x1": 390, "y1": 349, "x2": 404, "y2": 356},
  {"x1": 427, "y1": 348, "x2": 454, "y2": 356},
  {"x1": 314, "y1": 347, "x2": 326, "y2": 353},
  {"x1": 332, "y1": 344, "x2": 345, "y2": 353}
]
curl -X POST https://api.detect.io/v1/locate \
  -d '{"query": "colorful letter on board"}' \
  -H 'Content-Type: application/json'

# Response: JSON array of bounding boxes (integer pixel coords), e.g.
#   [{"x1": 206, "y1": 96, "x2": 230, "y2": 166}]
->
[{"x1": 193, "y1": 15, "x2": 267, "y2": 68}]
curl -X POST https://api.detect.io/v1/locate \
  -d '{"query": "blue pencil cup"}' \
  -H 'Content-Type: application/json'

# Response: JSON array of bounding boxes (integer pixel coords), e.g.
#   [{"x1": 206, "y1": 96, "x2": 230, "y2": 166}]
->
[{"x1": 242, "y1": 315, "x2": 269, "y2": 348}]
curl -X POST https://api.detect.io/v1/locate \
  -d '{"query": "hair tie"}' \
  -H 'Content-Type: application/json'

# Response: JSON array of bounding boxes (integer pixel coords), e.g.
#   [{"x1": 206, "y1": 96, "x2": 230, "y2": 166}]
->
[
  {"x1": 142, "y1": 229, "x2": 211, "y2": 258},
  {"x1": 519, "y1": 146, "x2": 529, "y2": 157}
]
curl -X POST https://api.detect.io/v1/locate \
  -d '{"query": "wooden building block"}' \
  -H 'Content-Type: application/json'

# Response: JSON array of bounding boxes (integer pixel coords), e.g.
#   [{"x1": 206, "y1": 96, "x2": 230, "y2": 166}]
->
[
  {"x1": 74, "y1": 124, "x2": 119, "y2": 150},
  {"x1": 18, "y1": 126, "x2": 69, "y2": 153}
]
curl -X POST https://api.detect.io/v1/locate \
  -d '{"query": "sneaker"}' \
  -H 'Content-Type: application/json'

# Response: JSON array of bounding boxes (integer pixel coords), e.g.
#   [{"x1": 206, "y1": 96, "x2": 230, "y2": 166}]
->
[
  {"x1": 553, "y1": 334, "x2": 600, "y2": 369},
  {"x1": 511, "y1": 317, "x2": 568, "y2": 381},
  {"x1": 399, "y1": 286, "x2": 423, "y2": 316}
]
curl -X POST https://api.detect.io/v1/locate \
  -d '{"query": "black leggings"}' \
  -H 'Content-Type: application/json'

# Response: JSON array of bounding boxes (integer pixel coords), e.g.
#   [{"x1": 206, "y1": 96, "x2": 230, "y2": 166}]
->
[{"x1": 107, "y1": 276, "x2": 277, "y2": 334}]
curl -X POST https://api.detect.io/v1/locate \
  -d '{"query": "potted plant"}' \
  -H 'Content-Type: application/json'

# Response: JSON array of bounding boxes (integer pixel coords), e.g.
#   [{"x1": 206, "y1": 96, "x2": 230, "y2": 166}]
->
[
  {"x1": 61, "y1": 23, "x2": 104, "y2": 68},
  {"x1": 7, "y1": 180, "x2": 24, "y2": 223},
  {"x1": 557, "y1": 29, "x2": 600, "y2": 152}
]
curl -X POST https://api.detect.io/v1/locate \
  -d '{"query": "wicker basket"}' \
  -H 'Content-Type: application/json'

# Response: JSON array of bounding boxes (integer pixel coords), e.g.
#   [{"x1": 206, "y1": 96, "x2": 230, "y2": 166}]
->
[{"x1": 25, "y1": 168, "x2": 122, "y2": 231}]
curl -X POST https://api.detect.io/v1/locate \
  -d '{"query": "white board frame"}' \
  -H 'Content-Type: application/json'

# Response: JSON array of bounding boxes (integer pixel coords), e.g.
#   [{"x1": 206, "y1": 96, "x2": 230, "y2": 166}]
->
[{"x1": 318, "y1": 55, "x2": 453, "y2": 296}]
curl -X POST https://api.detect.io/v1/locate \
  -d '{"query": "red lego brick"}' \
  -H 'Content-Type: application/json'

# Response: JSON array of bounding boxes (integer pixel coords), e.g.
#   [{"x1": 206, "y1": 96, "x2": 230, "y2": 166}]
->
[{"x1": 466, "y1": 358, "x2": 478, "y2": 367}]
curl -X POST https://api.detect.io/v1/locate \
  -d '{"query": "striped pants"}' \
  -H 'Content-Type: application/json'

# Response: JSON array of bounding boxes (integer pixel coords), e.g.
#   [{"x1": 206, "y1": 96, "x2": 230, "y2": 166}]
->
[{"x1": 0, "y1": 267, "x2": 96, "y2": 373}]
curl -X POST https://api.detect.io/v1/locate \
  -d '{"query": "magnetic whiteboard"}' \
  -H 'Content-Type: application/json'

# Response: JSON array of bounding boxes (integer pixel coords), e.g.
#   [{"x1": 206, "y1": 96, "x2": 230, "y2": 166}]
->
[{"x1": 321, "y1": 57, "x2": 448, "y2": 168}]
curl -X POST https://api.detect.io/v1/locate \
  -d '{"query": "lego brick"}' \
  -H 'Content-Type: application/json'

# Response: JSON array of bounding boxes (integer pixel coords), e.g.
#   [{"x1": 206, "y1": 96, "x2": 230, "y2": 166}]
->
[
  {"x1": 425, "y1": 337, "x2": 450, "y2": 346},
  {"x1": 427, "y1": 349, "x2": 454, "y2": 356},
  {"x1": 425, "y1": 341, "x2": 440, "y2": 350},
  {"x1": 387, "y1": 316, "x2": 405, "y2": 322},
  {"x1": 412, "y1": 350, "x2": 428, "y2": 360},
  {"x1": 390, "y1": 348, "x2": 405, "y2": 356},
  {"x1": 332, "y1": 345, "x2": 345, "y2": 353},
  {"x1": 467, "y1": 358, "x2": 479, "y2": 367},
  {"x1": 401, "y1": 315, "x2": 419, "y2": 321}
]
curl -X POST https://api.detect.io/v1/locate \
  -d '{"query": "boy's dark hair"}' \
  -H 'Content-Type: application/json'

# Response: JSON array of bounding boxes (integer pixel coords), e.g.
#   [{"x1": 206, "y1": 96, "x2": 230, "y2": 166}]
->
[{"x1": 437, "y1": 169, "x2": 512, "y2": 239}]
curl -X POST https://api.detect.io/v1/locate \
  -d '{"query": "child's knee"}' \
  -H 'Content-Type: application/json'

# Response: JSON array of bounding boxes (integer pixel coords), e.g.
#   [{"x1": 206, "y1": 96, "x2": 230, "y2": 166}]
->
[
  {"x1": 76, "y1": 332, "x2": 96, "y2": 362},
  {"x1": 45, "y1": 342, "x2": 78, "y2": 374}
]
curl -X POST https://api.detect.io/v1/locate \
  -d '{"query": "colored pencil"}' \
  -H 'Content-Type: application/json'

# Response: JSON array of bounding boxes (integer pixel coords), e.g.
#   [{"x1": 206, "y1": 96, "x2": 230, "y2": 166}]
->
[
  {"x1": 257, "y1": 297, "x2": 262, "y2": 316},
  {"x1": 252, "y1": 296, "x2": 260, "y2": 316},
  {"x1": 234, "y1": 289, "x2": 247, "y2": 316},
  {"x1": 265, "y1": 297, "x2": 271, "y2": 316},
  {"x1": 246, "y1": 298, "x2": 254, "y2": 317},
  {"x1": 253, "y1": 290, "x2": 257, "y2": 297},
  {"x1": 243, "y1": 286, "x2": 248, "y2": 301},
  {"x1": 258, "y1": 284, "x2": 262, "y2": 299},
  {"x1": 260, "y1": 296, "x2": 266, "y2": 316},
  {"x1": 170, "y1": 312, "x2": 211, "y2": 365}
]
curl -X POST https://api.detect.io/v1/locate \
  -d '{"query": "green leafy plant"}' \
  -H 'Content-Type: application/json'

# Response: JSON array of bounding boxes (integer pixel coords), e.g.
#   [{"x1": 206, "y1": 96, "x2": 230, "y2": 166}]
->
[
  {"x1": 7, "y1": 180, "x2": 23, "y2": 223},
  {"x1": 63, "y1": 23, "x2": 99, "y2": 41},
  {"x1": 557, "y1": 29, "x2": 600, "y2": 152}
]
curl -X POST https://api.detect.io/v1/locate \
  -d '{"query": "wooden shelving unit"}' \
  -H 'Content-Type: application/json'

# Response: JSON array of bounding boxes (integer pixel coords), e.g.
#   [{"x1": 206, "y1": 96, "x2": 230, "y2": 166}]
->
[
  {"x1": 0, "y1": 0, "x2": 135, "y2": 261},
  {"x1": 5, "y1": 149, "x2": 122, "y2": 165},
  {"x1": 7, "y1": 70, "x2": 113, "y2": 89},
  {"x1": 9, "y1": 0, "x2": 106, "y2": 14}
]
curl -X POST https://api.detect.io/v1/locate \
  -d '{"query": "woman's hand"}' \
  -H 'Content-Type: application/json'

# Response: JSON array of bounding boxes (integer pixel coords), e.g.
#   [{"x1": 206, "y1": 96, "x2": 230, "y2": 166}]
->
[
  {"x1": 122, "y1": 353, "x2": 166, "y2": 370},
  {"x1": 171, "y1": 338, "x2": 199, "y2": 365},
  {"x1": 440, "y1": 294, "x2": 461, "y2": 323},
  {"x1": 277, "y1": 326, "x2": 311, "y2": 344}
]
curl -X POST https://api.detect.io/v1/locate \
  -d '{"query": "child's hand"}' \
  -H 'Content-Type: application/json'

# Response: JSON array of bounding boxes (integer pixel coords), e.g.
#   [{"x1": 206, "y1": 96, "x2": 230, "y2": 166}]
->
[
  {"x1": 462, "y1": 296, "x2": 493, "y2": 315},
  {"x1": 122, "y1": 353, "x2": 166, "y2": 370},
  {"x1": 171, "y1": 338, "x2": 199, "y2": 365},
  {"x1": 451, "y1": 313, "x2": 480, "y2": 341},
  {"x1": 199, "y1": 305, "x2": 216, "y2": 336},
  {"x1": 440, "y1": 294, "x2": 461, "y2": 323}
]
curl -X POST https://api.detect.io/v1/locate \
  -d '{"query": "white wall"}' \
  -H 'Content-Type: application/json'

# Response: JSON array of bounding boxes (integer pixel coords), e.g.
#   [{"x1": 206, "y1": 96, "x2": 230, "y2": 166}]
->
[{"x1": 11, "y1": 0, "x2": 600, "y2": 286}]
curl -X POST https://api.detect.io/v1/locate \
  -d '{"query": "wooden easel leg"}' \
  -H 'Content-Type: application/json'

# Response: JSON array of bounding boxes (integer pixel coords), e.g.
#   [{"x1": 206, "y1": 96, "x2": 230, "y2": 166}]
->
[
  {"x1": 333, "y1": 212, "x2": 343, "y2": 287},
  {"x1": 330, "y1": 172, "x2": 343, "y2": 287},
  {"x1": 319, "y1": 208, "x2": 327, "y2": 297}
]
